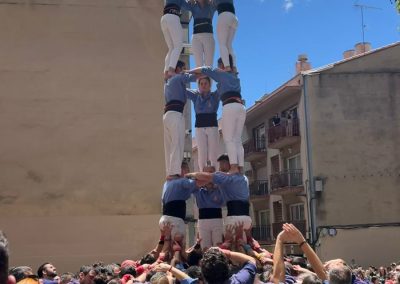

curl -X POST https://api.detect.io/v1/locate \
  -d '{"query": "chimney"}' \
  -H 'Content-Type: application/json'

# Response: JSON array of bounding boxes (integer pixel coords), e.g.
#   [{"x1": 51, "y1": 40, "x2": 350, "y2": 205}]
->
[
  {"x1": 354, "y1": 42, "x2": 372, "y2": 55},
  {"x1": 343, "y1": 49, "x2": 356, "y2": 59},
  {"x1": 296, "y1": 54, "x2": 311, "y2": 74}
]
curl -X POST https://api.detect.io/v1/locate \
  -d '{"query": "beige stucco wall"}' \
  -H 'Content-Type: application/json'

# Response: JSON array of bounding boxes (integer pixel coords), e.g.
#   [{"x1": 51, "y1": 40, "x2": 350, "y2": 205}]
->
[
  {"x1": 305, "y1": 45, "x2": 400, "y2": 264},
  {"x1": 0, "y1": 0, "x2": 168, "y2": 272},
  {"x1": 317, "y1": 226, "x2": 400, "y2": 267}
]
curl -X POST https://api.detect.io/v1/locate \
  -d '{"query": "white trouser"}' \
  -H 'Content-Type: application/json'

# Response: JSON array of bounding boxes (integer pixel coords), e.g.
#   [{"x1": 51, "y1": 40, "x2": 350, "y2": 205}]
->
[
  {"x1": 159, "y1": 215, "x2": 186, "y2": 239},
  {"x1": 161, "y1": 14, "x2": 183, "y2": 71},
  {"x1": 224, "y1": 215, "x2": 252, "y2": 243},
  {"x1": 198, "y1": 218, "x2": 223, "y2": 249},
  {"x1": 195, "y1": 127, "x2": 219, "y2": 170},
  {"x1": 163, "y1": 111, "x2": 184, "y2": 176},
  {"x1": 217, "y1": 11, "x2": 238, "y2": 68},
  {"x1": 221, "y1": 103, "x2": 246, "y2": 166},
  {"x1": 191, "y1": 33, "x2": 215, "y2": 67}
]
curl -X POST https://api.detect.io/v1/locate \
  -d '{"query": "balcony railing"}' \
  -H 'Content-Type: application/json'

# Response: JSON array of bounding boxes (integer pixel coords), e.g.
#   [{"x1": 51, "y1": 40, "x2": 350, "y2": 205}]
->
[
  {"x1": 244, "y1": 137, "x2": 267, "y2": 155},
  {"x1": 268, "y1": 118, "x2": 300, "y2": 146},
  {"x1": 249, "y1": 180, "x2": 269, "y2": 198},
  {"x1": 252, "y1": 225, "x2": 272, "y2": 243},
  {"x1": 270, "y1": 169, "x2": 303, "y2": 191},
  {"x1": 272, "y1": 220, "x2": 306, "y2": 238},
  {"x1": 244, "y1": 137, "x2": 267, "y2": 161}
]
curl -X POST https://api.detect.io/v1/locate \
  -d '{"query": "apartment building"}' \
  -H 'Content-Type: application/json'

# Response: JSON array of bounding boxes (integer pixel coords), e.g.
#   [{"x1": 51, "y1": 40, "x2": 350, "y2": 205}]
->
[{"x1": 244, "y1": 42, "x2": 400, "y2": 266}]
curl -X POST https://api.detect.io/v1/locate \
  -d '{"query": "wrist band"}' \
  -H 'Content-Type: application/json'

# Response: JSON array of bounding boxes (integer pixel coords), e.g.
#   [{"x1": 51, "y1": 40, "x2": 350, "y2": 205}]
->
[
  {"x1": 299, "y1": 240, "x2": 307, "y2": 248},
  {"x1": 168, "y1": 265, "x2": 173, "y2": 272}
]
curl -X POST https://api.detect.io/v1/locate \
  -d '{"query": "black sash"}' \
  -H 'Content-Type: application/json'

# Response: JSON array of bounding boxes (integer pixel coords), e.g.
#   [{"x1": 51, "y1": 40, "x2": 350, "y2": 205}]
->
[
  {"x1": 194, "y1": 18, "x2": 213, "y2": 34},
  {"x1": 199, "y1": 208, "x2": 223, "y2": 219},
  {"x1": 195, "y1": 113, "x2": 218, "y2": 128},
  {"x1": 163, "y1": 200, "x2": 186, "y2": 220},
  {"x1": 226, "y1": 200, "x2": 250, "y2": 216},
  {"x1": 221, "y1": 91, "x2": 242, "y2": 106},
  {"x1": 164, "y1": 100, "x2": 185, "y2": 113},
  {"x1": 163, "y1": 4, "x2": 181, "y2": 16},
  {"x1": 217, "y1": 3, "x2": 235, "y2": 14}
]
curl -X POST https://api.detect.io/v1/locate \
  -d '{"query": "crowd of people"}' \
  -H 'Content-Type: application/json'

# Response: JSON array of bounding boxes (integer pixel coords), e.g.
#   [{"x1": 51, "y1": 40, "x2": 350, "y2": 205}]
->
[{"x1": 1, "y1": 227, "x2": 399, "y2": 284}]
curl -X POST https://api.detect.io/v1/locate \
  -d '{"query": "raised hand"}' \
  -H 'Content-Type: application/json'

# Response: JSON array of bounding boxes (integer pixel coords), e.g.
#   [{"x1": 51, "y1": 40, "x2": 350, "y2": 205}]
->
[{"x1": 282, "y1": 223, "x2": 305, "y2": 244}]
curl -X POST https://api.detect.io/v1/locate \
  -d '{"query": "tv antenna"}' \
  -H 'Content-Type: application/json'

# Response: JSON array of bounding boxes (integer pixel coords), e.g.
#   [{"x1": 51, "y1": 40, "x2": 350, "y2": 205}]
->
[{"x1": 353, "y1": 2, "x2": 382, "y2": 46}]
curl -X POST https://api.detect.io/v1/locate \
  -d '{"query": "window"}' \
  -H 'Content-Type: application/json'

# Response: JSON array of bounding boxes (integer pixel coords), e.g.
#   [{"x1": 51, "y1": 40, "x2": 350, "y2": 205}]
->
[
  {"x1": 258, "y1": 210, "x2": 270, "y2": 226},
  {"x1": 290, "y1": 203, "x2": 305, "y2": 221},
  {"x1": 253, "y1": 124, "x2": 266, "y2": 150}
]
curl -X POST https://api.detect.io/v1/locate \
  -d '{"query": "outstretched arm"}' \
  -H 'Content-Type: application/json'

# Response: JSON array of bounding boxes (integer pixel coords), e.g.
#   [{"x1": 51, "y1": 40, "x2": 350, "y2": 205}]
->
[
  {"x1": 283, "y1": 223, "x2": 327, "y2": 280},
  {"x1": 186, "y1": 172, "x2": 214, "y2": 185}
]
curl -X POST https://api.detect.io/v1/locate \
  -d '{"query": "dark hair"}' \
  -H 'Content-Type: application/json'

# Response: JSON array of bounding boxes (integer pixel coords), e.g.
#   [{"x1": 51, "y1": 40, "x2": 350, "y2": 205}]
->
[
  {"x1": 329, "y1": 266, "x2": 352, "y2": 284},
  {"x1": 79, "y1": 265, "x2": 94, "y2": 276},
  {"x1": 0, "y1": 231, "x2": 9, "y2": 284},
  {"x1": 292, "y1": 256, "x2": 308, "y2": 269},
  {"x1": 217, "y1": 154, "x2": 230, "y2": 162},
  {"x1": 37, "y1": 262, "x2": 50, "y2": 278},
  {"x1": 186, "y1": 266, "x2": 204, "y2": 282},
  {"x1": 217, "y1": 55, "x2": 234, "y2": 70},
  {"x1": 9, "y1": 266, "x2": 33, "y2": 283},
  {"x1": 303, "y1": 274, "x2": 323, "y2": 284},
  {"x1": 119, "y1": 266, "x2": 136, "y2": 278},
  {"x1": 140, "y1": 254, "x2": 156, "y2": 265},
  {"x1": 176, "y1": 60, "x2": 185, "y2": 70},
  {"x1": 198, "y1": 76, "x2": 211, "y2": 85},
  {"x1": 60, "y1": 272, "x2": 77, "y2": 284},
  {"x1": 200, "y1": 248, "x2": 230, "y2": 284},
  {"x1": 187, "y1": 250, "x2": 203, "y2": 266}
]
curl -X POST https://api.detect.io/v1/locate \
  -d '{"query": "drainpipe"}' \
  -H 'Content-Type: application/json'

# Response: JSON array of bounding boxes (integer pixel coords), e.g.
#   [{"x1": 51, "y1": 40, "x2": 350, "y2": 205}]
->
[{"x1": 302, "y1": 74, "x2": 317, "y2": 246}]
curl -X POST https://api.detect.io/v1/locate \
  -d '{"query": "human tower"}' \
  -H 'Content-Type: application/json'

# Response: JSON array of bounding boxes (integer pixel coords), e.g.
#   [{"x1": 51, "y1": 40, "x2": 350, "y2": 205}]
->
[{"x1": 159, "y1": 0, "x2": 252, "y2": 251}]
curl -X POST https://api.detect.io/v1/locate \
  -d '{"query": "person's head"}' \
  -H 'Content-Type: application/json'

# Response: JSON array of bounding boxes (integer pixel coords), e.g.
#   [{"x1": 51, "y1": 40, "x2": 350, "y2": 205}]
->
[
  {"x1": 9, "y1": 266, "x2": 34, "y2": 283},
  {"x1": 118, "y1": 266, "x2": 136, "y2": 279},
  {"x1": 79, "y1": 265, "x2": 97, "y2": 284},
  {"x1": 371, "y1": 276, "x2": 379, "y2": 284},
  {"x1": 140, "y1": 254, "x2": 156, "y2": 265},
  {"x1": 292, "y1": 256, "x2": 308, "y2": 269},
  {"x1": 202, "y1": 166, "x2": 215, "y2": 173},
  {"x1": 200, "y1": 248, "x2": 230, "y2": 284},
  {"x1": 396, "y1": 266, "x2": 400, "y2": 273},
  {"x1": 302, "y1": 274, "x2": 323, "y2": 284},
  {"x1": 217, "y1": 154, "x2": 230, "y2": 172},
  {"x1": 0, "y1": 231, "x2": 15, "y2": 284},
  {"x1": 186, "y1": 266, "x2": 204, "y2": 284},
  {"x1": 217, "y1": 55, "x2": 234, "y2": 71},
  {"x1": 198, "y1": 77, "x2": 211, "y2": 94},
  {"x1": 187, "y1": 250, "x2": 203, "y2": 266},
  {"x1": 37, "y1": 263, "x2": 57, "y2": 279},
  {"x1": 324, "y1": 259, "x2": 347, "y2": 271},
  {"x1": 394, "y1": 273, "x2": 400, "y2": 284},
  {"x1": 60, "y1": 272, "x2": 78, "y2": 284},
  {"x1": 328, "y1": 266, "x2": 352, "y2": 284},
  {"x1": 149, "y1": 272, "x2": 169, "y2": 284},
  {"x1": 181, "y1": 161, "x2": 190, "y2": 176},
  {"x1": 175, "y1": 60, "x2": 186, "y2": 74}
]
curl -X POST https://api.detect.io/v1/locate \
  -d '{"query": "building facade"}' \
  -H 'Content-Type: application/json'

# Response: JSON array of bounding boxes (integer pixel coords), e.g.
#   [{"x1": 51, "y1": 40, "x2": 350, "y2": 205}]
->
[
  {"x1": 0, "y1": 0, "x2": 192, "y2": 272},
  {"x1": 244, "y1": 42, "x2": 400, "y2": 266}
]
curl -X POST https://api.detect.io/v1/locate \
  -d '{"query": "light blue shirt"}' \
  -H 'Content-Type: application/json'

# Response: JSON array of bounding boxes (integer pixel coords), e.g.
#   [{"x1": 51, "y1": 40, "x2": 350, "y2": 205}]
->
[
  {"x1": 212, "y1": 172, "x2": 249, "y2": 202},
  {"x1": 193, "y1": 187, "x2": 224, "y2": 209},
  {"x1": 186, "y1": 90, "x2": 220, "y2": 114},
  {"x1": 200, "y1": 67, "x2": 241, "y2": 97},
  {"x1": 162, "y1": 178, "x2": 197, "y2": 204},
  {"x1": 188, "y1": 2, "x2": 216, "y2": 20},
  {"x1": 164, "y1": 73, "x2": 197, "y2": 104}
]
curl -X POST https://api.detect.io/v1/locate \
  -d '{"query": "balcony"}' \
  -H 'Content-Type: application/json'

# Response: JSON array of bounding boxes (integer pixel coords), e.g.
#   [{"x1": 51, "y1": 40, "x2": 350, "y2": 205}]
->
[
  {"x1": 272, "y1": 220, "x2": 307, "y2": 239},
  {"x1": 268, "y1": 118, "x2": 300, "y2": 149},
  {"x1": 270, "y1": 169, "x2": 304, "y2": 195},
  {"x1": 252, "y1": 225, "x2": 273, "y2": 244},
  {"x1": 244, "y1": 137, "x2": 267, "y2": 162},
  {"x1": 249, "y1": 180, "x2": 269, "y2": 200}
]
